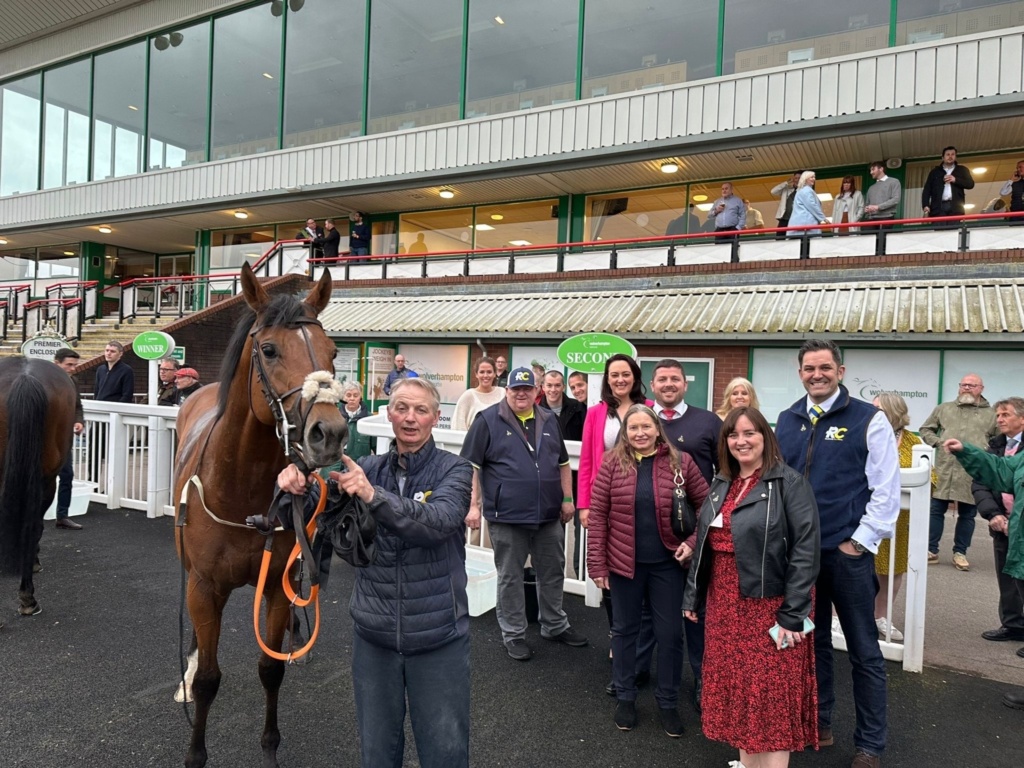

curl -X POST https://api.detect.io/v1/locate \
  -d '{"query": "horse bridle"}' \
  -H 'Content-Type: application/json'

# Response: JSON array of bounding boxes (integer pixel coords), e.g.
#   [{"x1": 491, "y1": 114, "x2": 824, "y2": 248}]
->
[{"x1": 247, "y1": 316, "x2": 342, "y2": 471}]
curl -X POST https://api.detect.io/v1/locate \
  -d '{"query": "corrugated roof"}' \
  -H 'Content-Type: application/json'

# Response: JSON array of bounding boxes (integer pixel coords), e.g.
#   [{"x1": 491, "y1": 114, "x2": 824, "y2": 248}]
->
[{"x1": 319, "y1": 279, "x2": 1024, "y2": 340}]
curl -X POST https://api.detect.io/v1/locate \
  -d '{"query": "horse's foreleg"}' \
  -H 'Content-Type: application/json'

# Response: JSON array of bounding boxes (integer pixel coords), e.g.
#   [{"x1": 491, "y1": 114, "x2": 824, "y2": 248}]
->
[
  {"x1": 174, "y1": 629, "x2": 199, "y2": 703},
  {"x1": 257, "y1": 587, "x2": 292, "y2": 768},
  {"x1": 184, "y1": 578, "x2": 227, "y2": 768}
]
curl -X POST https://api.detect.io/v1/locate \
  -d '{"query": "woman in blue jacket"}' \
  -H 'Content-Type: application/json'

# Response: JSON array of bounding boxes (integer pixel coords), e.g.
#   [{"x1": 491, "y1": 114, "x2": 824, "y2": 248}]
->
[{"x1": 786, "y1": 171, "x2": 827, "y2": 236}]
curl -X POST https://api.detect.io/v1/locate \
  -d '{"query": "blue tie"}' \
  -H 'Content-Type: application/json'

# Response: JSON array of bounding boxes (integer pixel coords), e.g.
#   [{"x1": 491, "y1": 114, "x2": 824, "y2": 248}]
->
[{"x1": 809, "y1": 405, "x2": 825, "y2": 425}]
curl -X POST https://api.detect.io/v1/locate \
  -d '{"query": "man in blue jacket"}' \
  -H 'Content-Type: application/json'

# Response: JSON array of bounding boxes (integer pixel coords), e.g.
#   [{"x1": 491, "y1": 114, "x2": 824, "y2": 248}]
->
[
  {"x1": 462, "y1": 367, "x2": 587, "y2": 660},
  {"x1": 775, "y1": 339, "x2": 900, "y2": 768},
  {"x1": 279, "y1": 377, "x2": 472, "y2": 768}
]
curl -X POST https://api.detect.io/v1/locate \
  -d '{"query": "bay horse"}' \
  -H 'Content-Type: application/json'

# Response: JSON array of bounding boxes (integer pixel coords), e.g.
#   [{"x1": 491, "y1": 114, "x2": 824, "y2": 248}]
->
[
  {"x1": 173, "y1": 263, "x2": 347, "y2": 768},
  {"x1": 0, "y1": 357, "x2": 77, "y2": 620}
]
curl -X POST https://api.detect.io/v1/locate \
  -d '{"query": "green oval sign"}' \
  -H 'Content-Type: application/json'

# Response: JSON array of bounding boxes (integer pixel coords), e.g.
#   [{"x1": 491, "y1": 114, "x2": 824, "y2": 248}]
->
[
  {"x1": 133, "y1": 331, "x2": 175, "y2": 361},
  {"x1": 557, "y1": 333, "x2": 637, "y2": 374}
]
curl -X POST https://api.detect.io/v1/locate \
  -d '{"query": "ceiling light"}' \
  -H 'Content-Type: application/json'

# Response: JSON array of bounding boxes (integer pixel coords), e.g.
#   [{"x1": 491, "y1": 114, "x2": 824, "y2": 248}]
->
[
  {"x1": 660, "y1": 161, "x2": 679, "y2": 174},
  {"x1": 262, "y1": 72, "x2": 274, "y2": 80},
  {"x1": 439, "y1": 188, "x2": 455, "y2": 199},
  {"x1": 695, "y1": 203, "x2": 714, "y2": 212},
  {"x1": 509, "y1": 239, "x2": 531, "y2": 246},
  {"x1": 234, "y1": 211, "x2": 249, "y2": 219},
  {"x1": 153, "y1": 35, "x2": 169, "y2": 51},
  {"x1": 271, "y1": 0, "x2": 284, "y2": 16},
  {"x1": 472, "y1": 224, "x2": 495, "y2": 231},
  {"x1": 289, "y1": 0, "x2": 306, "y2": 11},
  {"x1": 490, "y1": 213, "x2": 504, "y2": 221},
  {"x1": 63, "y1": 251, "x2": 75, "y2": 256},
  {"x1": 973, "y1": 166, "x2": 987, "y2": 175},
  {"x1": 0, "y1": 238, "x2": 7, "y2": 245},
  {"x1": 98, "y1": 225, "x2": 112, "y2": 234},
  {"x1": 494, "y1": 16, "x2": 505, "y2": 24},
  {"x1": 964, "y1": 204, "x2": 976, "y2": 210},
  {"x1": 816, "y1": 192, "x2": 833, "y2": 202},
  {"x1": 128, "y1": 105, "x2": 139, "y2": 111},
  {"x1": 692, "y1": 194, "x2": 708, "y2": 202},
  {"x1": 169, "y1": 32, "x2": 184, "y2": 47}
]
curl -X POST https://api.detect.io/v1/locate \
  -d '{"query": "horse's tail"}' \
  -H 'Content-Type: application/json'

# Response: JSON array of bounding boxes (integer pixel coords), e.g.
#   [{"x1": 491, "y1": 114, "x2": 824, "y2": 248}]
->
[{"x1": 0, "y1": 371, "x2": 48, "y2": 575}]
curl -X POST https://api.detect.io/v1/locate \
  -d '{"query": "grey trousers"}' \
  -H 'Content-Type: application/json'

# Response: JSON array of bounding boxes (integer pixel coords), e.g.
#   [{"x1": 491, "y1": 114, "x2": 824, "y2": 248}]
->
[
  {"x1": 994, "y1": 533, "x2": 1024, "y2": 632},
  {"x1": 489, "y1": 520, "x2": 570, "y2": 642}
]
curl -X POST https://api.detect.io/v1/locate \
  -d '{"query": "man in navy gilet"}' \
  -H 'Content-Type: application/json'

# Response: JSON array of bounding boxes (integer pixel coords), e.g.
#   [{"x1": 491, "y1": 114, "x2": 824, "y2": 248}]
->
[{"x1": 776, "y1": 339, "x2": 900, "y2": 768}]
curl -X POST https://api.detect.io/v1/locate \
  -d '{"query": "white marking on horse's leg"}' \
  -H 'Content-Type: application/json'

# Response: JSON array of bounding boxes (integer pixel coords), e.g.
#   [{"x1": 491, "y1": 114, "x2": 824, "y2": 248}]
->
[{"x1": 173, "y1": 648, "x2": 198, "y2": 703}]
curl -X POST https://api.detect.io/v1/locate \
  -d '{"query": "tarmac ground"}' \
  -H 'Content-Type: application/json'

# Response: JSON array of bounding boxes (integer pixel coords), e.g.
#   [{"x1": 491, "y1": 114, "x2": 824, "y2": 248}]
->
[{"x1": 0, "y1": 505, "x2": 1022, "y2": 768}]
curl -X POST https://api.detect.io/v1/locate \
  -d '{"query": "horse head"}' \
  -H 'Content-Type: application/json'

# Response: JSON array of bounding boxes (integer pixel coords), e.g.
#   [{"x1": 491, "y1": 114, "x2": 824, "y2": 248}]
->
[{"x1": 240, "y1": 263, "x2": 348, "y2": 471}]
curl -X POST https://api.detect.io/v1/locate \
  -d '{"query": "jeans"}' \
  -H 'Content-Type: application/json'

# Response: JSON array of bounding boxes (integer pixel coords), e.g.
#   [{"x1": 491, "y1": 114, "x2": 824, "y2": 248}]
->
[
  {"x1": 609, "y1": 559, "x2": 685, "y2": 708},
  {"x1": 489, "y1": 520, "x2": 570, "y2": 641},
  {"x1": 352, "y1": 632, "x2": 470, "y2": 768},
  {"x1": 994, "y1": 533, "x2": 1024, "y2": 632},
  {"x1": 350, "y1": 246, "x2": 369, "y2": 256},
  {"x1": 815, "y1": 548, "x2": 887, "y2": 756},
  {"x1": 928, "y1": 498, "x2": 977, "y2": 555},
  {"x1": 56, "y1": 450, "x2": 74, "y2": 520},
  {"x1": 636, "y1": 567, "x2": 704, "y2": 682}
]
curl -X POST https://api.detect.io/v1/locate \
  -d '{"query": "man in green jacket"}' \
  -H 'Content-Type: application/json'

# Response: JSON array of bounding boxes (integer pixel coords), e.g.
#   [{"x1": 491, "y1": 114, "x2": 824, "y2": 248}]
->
[{"x1": 919, "y1": 374, "x2": 996, "y2": 570}]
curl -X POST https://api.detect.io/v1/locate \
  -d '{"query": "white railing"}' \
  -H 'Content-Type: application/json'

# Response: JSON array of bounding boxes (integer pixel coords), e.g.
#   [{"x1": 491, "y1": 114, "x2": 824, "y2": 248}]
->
[{"x1": 79, "y1": 403, "x2": 932, "y2": 672}]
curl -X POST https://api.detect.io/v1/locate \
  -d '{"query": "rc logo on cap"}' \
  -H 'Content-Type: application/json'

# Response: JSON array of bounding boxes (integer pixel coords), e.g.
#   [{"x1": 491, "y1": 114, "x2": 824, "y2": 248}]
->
[{"x1": 508, "y1": 367, "x2": 536, "y2": 387}]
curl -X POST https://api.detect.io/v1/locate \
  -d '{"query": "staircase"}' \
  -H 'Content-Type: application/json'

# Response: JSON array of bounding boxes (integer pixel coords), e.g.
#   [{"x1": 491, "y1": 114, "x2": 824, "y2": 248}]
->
[{"x1": 0, "y1": 313, "x2": 179, "y2": 358}]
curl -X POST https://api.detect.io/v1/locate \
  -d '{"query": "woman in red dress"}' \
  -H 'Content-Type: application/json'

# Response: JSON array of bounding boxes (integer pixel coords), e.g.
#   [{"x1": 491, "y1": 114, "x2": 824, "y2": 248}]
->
[{"x1": 683, "y1": 407, "x2": 820, "y2": 768}]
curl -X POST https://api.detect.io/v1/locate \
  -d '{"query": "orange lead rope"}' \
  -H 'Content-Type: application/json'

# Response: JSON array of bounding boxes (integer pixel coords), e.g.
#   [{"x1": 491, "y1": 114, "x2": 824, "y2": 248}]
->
[{"x1": 253, "y1": 474, "x2": 328, "y2": 662}]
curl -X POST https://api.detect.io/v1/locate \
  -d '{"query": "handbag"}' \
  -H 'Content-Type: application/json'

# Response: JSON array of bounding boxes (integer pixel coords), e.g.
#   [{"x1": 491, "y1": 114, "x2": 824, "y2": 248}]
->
[{"x1": 670, "y1": 464, "x2": 697, "y2": 541}]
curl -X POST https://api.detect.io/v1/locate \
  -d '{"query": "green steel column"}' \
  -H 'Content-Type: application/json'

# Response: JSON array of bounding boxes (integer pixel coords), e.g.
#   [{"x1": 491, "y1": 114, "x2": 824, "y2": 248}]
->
[
  {"x1": 716, "y1": 0, "x2": 726, "y2": 77},
  {"x1": 459, "y1": 0, "x2": 469, "y2": 120},
  {"x1": 361, "y1": 0, "x2": 371, "y2": 135},
  {"x1": 569, "y1": 194, "x2": 587, "y2": 245},
  {"x1": 278, "y1": 4, "x2": 288, "y2": 149},
  {"x1": 576, "y1": 0, "x2": 585, "y2": 101},
  {"x1": 889, "y1": 0, "x2": 898, "y2": 48},
  {"x1": 557, "y1": 195, "x2": 570, "y2": 244},
  {"x1": 205, "y1": 20, "x2": 214, "y2": 162}
]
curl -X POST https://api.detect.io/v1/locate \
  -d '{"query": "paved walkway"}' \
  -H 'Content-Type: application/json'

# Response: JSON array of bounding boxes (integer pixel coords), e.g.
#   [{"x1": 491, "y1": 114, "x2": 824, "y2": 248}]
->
[{"x1": 1, "y1": 506, "x2": 1021, "y2": 767}]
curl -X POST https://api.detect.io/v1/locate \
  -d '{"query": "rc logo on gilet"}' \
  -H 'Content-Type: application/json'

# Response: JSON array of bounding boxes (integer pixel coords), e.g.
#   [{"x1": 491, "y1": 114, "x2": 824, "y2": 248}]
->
[{"x1": 824, "y1": 426, "x2": 848, "y2": 441}]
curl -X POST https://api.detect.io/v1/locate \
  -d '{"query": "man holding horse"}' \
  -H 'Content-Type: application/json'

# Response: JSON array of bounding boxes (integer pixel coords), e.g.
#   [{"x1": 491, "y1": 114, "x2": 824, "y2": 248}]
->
[
  {"x1": 53, "y1": 348, "x2": 85, "y2": 530},
  {"x1": 279, "y1": 376, "x2": 473, "y2": 768}
]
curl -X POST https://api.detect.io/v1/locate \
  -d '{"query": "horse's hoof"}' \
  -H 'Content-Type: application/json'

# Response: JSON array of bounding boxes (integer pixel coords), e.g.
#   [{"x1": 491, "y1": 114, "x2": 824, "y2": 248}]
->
[
  {"x1": 32, "y1": 560, "x2": 42, "y2": 573},
  {"x1": 174, "y1": 683, "x2": 193, "y2": 703},
  {"x1": 18, "y1": 603, "x2": 41, "y2": 617}
]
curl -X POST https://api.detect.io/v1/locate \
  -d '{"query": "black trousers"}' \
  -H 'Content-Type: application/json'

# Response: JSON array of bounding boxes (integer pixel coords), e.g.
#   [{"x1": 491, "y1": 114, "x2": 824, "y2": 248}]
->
[{"x1": 994, "y1": 533, "x2": 1024, "y2": 632}]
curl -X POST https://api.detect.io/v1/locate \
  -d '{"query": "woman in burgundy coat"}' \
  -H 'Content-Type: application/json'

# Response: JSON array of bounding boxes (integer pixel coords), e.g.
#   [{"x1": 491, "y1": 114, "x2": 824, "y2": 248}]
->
[{"x1": 587, "y1": 404, "x2": 709, "y2": 737}]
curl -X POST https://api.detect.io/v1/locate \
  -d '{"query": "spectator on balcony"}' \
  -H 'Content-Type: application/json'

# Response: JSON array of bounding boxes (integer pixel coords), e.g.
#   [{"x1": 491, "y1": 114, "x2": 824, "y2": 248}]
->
[
  {"x1": 715, "y1": 377, "x2": 761, "y2": 420},
  {"x1": 999, "y1": 160, "x2": 1024, "y2": 224},
  {"x1": 297, "y1": 218, "x2": 324, "y2": 259},
  {"x1": 349, "y1": 211, "x2": 371, "y2": 257},
  {"x1": 666, "y1": 204, "x2": 701, "y2": 236},
  {"x1": 383, "y1": 354, "x2": 418, "y2": 396},
  {"x1": 921, "y1": 146, "x2": 975, "y2": 220},
  {"x1": 157, "y1": 358, "x2": 180, "y2": 407},
  {"x1": 863, "y1": 161, "x2": 901, "y2": 225},
  {"x1": 708, "y1": 182, "x2": 746, "y2": 242},
  {"x1": 786, "y1": 171, "x2": 827, "y2": 237},
  {"x1": 314, "y1": 219, "x2": 341, "y2": 259},
  {"x1": 452, "y1": 356, "x2": 505, "y2": 432},
  {"x1": 174, "y1": 368, "x2": 202, "y2": 406},
  {"x1": 742, "y1": 200, "x2": 764, "y2": 230},
  {"x1": 53, "y1": 348, "x2": 85, "y2": 531},
  {"x1": 568, "y1": 371, "x2": 588, "y2": 405},
  {"x1": 408, "y1": 233, "x2": 429, "y2": 254},
  {"x1": 95, "y1": 341, "x2": 134, "y2": 403},
  {"x1": 831, "y1": 176, "x2": 864, "y2": 235},
  {"x1": 771, "y1": 171, "x2": 803, "y2": 238}
]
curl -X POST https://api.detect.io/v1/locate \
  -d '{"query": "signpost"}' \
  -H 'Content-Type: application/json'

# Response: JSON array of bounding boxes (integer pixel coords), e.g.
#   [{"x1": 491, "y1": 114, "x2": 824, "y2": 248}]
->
[{"x1": 133, "y1": 331, "x2": 176, "y2": 406}]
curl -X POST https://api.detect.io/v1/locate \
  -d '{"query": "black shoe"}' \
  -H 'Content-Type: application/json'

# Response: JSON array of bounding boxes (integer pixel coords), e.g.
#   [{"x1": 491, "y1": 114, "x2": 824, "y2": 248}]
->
[
  {"x1": 1003, "y1": 690, "x2": 1024, "y2": 709},
  {"x1": 55, "y1": 518, "x2": 83, "y2": 530},
  {"x1": 659, "y1": 707, "x2": 684, "y2": 738},
  {"x1": 605, "y1": 679, "x2": 616, "y2": 696},
  {"x1": 505, "y1": 638, "x2": 532, "y2": 661},
  {"x1": 1017, "y1": 646, "x2": 1024, "y2": 659},
  {"x1": 819, "y1": 726, "x2": 834, "y2": 746},
  {"x1": 547, "y1": 627, "x2": 588, "y2": 647},
  {"x1": 614, "y1": 700, "x2": 636, "y2": 731},
  {"x1": 982, "y1": 627, "x2": 1024, "y2": 642},
  {"x1": 635, "y1": 670, "x2": 651, "y2": 688},
  {"x1": 693, "y1": 677, "x2": 702, "y2": 714}
]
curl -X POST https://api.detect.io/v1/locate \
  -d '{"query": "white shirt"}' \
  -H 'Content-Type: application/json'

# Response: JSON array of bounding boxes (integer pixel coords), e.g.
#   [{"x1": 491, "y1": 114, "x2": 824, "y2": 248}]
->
[
  {"x1": 805, "y1": 388, "x2": 901, "y2": 553},
  {"x1": 941, "y1": 164, "x2": 954, "y2": 201},
  {"x1": 653, "y1": 401, "x2": 688, "y2": 420}
]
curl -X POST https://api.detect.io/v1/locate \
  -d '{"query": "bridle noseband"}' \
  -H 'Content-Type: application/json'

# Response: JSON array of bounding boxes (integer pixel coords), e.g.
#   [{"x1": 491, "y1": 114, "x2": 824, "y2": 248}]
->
[{"x1": 247, "y1": 316, "x2": 345, "y2": 470}]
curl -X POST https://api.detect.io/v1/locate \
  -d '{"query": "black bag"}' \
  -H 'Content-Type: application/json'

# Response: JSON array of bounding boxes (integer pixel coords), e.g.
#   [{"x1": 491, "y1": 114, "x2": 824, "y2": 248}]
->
[{"x1": 670, "y1": 465, "x2": 697, "y2": 541}]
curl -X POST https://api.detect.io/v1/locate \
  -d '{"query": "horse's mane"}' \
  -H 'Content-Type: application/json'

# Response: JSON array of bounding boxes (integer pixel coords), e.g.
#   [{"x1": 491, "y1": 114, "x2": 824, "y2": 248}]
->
[{"x1": 215, "y1": 292, "x2": 314, "y2": 419}]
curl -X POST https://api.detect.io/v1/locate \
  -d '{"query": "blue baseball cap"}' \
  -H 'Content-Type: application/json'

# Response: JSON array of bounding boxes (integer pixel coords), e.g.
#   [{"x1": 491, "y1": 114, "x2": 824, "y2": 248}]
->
[{"x1": 507, "y1": 367, "x2": 536, "y2": 388}]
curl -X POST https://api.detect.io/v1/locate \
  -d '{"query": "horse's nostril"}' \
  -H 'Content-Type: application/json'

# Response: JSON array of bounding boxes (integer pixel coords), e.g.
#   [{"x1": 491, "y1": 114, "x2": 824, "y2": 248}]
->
[{"x1": 308, "y1": 423, "x2": 326, "y2": 447}]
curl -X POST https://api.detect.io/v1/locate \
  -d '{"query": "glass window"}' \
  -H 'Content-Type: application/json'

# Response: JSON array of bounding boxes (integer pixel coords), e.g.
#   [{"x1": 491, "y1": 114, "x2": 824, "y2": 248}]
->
[
  {"x1": 724, "y1": 1, "x2": 890, "y2": 75},
  {"x1": 399, "y1": 208, "x2": 473, "y2": 253},
  {"x1": 367, "y1": 0, "x2": 463, "y2": 134},
  {"x1": 583, "y1": 0, "x2": 718, "y2": 96},
  {"x1": 210, "y1": 1, "x2": 282, "y2": 160},
  {"x1": 903, "y1": 151, "x2": 1016, "y2": 218},
  {"x1": 896, "y1": 0, "x2": 1024, "y2": 45},
  {"x1": 284, "y1": 0, "x2": 366, "y2": 147},
  {"x1": 0, "y1": 250, "x2": 36, "y2": 281},
  {"x1": 92, "y1": 43, "x2": 146, "y2": 179},
  {"x1": 148, "y1": 21, "x2": 211, "y2": 170},
  {"x1": 0, "y1": 74, "x2": 41, "y2": 196},
  {"x1": 465, "y1": 1, "x2": 577, "y2": 118},
  {"x1": 474, "y1": 200, "x2": 560, "y2": 249},
  {"x1": 43, "y1": 60, "x2": 91, "y2": 189},
  {"x1": 37, "y1": 245, "x2": 81, "y2": 279},
  {"x1": 209, "y1": 226, "x2": 276, "y2": 269},
  {"x1": 585, "y1": 187, "x2": 688, "y2": 241}
]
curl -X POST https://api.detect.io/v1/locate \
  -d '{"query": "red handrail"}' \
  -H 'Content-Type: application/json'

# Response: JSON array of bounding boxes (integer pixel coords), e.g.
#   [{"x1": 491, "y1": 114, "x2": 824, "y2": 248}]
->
[
  {"x1": 250, "y1": 238, "x2": 310, "y2": 273},
  {"x1": 22, "y1": 297, "x2": 82, "y2": 310},
  {"x1": 44, "y1": 280, "x2": 99, "y2": 289}
]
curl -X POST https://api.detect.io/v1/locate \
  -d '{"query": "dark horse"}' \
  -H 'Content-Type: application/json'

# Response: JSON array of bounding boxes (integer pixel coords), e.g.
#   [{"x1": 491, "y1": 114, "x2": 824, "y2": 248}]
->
[
  {"x1": 0, "y1": 357, "x2": 77, "y2": 619},
  {"x1": 173, "y1": 263, "x2": 347, "y2": 768}
]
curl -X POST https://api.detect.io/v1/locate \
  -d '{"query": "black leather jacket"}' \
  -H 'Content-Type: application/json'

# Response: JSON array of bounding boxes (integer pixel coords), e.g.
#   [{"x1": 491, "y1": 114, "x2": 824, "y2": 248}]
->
[{"x1": 683, "y1": 462, "x2": 820, "y2": 632}]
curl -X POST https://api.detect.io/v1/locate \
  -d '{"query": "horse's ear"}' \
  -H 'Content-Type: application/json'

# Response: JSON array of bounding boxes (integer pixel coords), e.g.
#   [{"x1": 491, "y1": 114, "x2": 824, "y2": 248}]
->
[
  {"x1": 240, "y1": 262, "x2": 270, "y2": 312},
  {"x1": 303, "y1": 268, "x2": 333, "y2": 316}
]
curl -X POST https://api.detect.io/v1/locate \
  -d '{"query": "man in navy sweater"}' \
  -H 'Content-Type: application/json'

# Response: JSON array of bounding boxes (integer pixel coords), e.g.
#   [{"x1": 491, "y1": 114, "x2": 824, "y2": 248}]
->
[
  {"x1": 776, "y1": 339, "x2": 900, "y2": 768},
  {"x1": 94, "y1": 340, "x2": 134, "y2": 403}
]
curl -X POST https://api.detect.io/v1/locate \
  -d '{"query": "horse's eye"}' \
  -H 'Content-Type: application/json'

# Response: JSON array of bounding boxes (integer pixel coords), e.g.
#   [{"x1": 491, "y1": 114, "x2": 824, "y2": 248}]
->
[
  {"x1": 261, "y1": 343, "x2": 278, "y2": 359},
  {"x1": 331, "y1": 348, "x2": 338, "y2": 360}
]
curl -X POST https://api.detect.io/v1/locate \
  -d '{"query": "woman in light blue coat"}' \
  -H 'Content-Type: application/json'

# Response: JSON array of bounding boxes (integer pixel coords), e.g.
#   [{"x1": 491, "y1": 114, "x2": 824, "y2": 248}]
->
[{"x1": 786, "y1": 170, "x2": 826, "y2": 236}]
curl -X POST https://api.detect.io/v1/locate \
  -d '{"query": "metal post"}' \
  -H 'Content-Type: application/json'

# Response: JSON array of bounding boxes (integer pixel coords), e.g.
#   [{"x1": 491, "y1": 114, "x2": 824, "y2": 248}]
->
[{"x1": 901, "y1": 443, "x2": 934, "y2": 673}]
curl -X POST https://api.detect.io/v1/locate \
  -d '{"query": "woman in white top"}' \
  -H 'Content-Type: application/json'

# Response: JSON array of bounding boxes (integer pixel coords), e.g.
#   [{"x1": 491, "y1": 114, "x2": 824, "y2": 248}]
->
[
  {"x1": 831, "y1": 175, "x2": 864, "y2": 235},
  {"x1": 452, "y1": 356, "x2": 505, "y2": 430}
]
